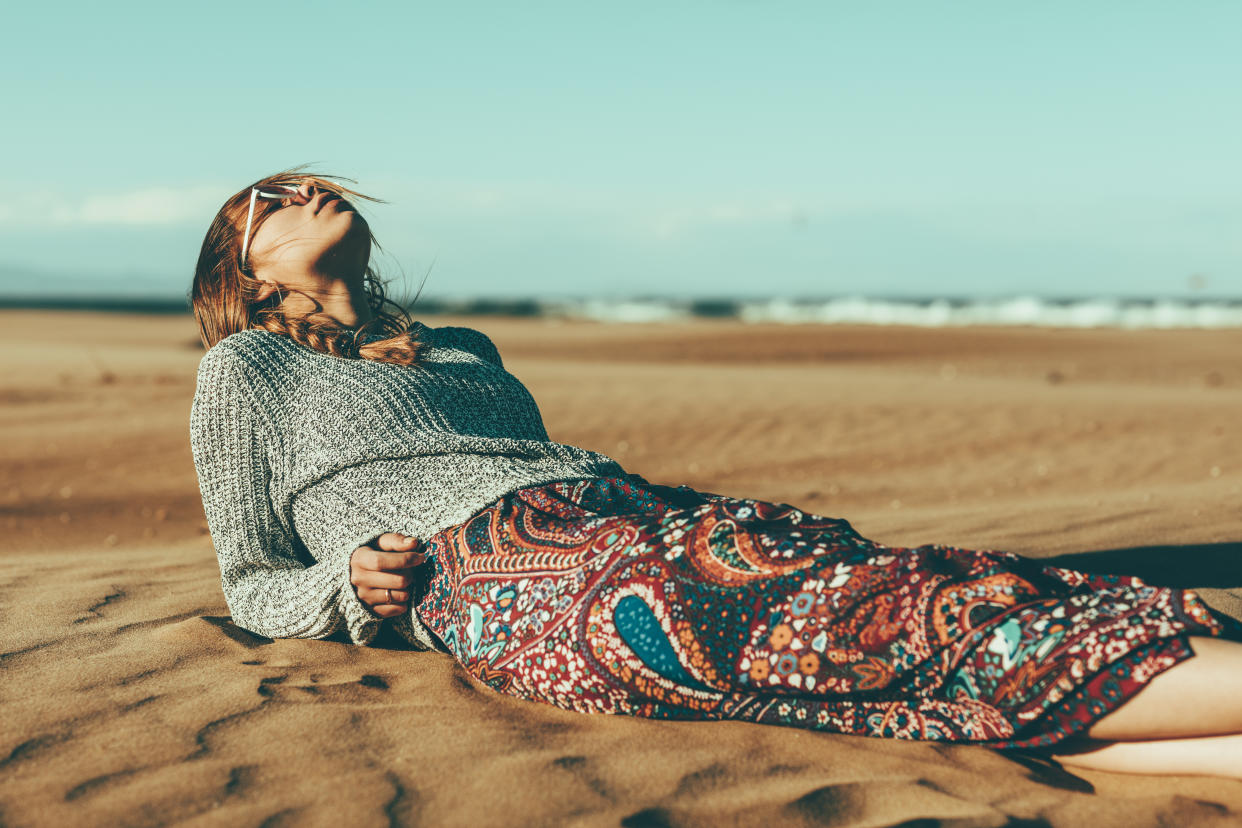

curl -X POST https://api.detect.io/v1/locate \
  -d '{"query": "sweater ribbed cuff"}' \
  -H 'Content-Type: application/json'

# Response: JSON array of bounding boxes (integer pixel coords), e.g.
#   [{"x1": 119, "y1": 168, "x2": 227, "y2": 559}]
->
[
  {"x1": 339, "y1": 580, "x2": 382, "y2": 645},
  {"x1": 334, "y1": 533, "x2": 385, "y2": 645}
]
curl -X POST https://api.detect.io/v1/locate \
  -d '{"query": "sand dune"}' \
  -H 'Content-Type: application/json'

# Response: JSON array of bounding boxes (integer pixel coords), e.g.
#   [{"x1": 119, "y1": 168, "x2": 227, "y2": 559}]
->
[{"x1": 2, "y1": 309, "x2": 1241, "y2": 826}]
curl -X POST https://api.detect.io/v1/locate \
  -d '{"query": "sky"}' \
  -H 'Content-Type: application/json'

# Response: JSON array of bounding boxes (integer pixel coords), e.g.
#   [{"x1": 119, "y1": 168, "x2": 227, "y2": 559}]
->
[{"x1": 2, "y1": 1, "x2": 1240, "y2": 302}]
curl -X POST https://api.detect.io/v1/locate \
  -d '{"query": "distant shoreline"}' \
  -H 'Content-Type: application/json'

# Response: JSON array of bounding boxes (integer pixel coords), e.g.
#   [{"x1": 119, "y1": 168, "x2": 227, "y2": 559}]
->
[{"x1": 2, "y1": 294, "x2": 1241, "y2": 328}]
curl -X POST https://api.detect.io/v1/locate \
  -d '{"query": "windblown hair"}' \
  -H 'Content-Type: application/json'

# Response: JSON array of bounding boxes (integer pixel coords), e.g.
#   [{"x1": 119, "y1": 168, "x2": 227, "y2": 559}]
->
[{"x1": 190, "y1": 166, "x2": 423, "y2": 366}]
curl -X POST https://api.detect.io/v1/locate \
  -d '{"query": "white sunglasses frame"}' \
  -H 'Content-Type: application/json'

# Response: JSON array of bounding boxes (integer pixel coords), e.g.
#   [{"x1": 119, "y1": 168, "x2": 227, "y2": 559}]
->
[{"x1": 239, "y1": 184, "x2": 303, "y2": 269}]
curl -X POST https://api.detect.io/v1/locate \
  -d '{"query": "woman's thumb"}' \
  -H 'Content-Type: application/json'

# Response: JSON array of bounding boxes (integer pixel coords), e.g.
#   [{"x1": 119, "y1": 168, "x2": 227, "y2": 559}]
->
[{"x1": 376, "y1": 531, "x2": 418, "y2": 551}]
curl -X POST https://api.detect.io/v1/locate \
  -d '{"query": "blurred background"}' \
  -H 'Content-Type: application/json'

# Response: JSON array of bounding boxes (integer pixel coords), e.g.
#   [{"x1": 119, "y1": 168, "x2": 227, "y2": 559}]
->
[{"x1": 2, "y1": 0, "x2": 1240, "y2": 325}]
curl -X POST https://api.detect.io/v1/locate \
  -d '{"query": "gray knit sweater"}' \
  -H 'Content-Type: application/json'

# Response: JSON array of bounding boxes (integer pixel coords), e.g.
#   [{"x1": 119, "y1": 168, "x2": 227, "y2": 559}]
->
[{"x1": 189, "y1": 322, "x2": 626, "y2": 651}]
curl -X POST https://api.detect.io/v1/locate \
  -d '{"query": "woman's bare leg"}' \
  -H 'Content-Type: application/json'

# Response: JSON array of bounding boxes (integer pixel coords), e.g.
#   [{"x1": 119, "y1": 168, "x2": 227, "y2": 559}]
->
[
  {"x1": 1044, "y1": 732, "x2": 1242, "y2": 779},
  {"x1": 1081, "y1": 636, "x2": 1242, "y2": 741},
  {"x1": 1036, "y1": 636, "x2": 1242, "y2": 778}
]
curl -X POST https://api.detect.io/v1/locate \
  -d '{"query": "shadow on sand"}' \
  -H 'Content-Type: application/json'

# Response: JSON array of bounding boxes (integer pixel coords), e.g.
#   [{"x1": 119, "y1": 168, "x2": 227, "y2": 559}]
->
[{"x1": 1041, "y1": 542, "x2": 1242, "y2": 590}]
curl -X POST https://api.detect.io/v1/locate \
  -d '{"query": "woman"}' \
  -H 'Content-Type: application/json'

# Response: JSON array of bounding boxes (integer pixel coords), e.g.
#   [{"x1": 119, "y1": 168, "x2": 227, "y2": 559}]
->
[{"x1": 190, "y1": 169, "x2": 1242, "y2": 780}]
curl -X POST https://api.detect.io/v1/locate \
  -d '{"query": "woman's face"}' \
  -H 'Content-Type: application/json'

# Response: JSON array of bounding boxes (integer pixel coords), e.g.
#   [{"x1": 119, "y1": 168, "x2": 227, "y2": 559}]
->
[{"x1": 245, "y1": 180, "x2": 371, "y2": 282}]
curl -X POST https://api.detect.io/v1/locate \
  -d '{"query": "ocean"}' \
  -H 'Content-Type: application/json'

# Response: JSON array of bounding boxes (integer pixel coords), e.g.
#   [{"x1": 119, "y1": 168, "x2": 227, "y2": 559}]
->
[{"x1": 3, "y1": 294, "x2": 1241, "y2": 329}]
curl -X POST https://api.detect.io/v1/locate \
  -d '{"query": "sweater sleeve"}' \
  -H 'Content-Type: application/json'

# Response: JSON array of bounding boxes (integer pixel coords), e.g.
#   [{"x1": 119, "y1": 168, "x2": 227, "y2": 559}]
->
[{"x1": 190, "y1": 350, "x2": 382, "y2": 645}]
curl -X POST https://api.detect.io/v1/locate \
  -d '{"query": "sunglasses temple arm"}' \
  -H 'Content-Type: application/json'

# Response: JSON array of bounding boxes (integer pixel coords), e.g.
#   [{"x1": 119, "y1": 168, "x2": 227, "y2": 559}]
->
[{"x1": 240, "y1": 188, "x2": 260, "y2": 266}]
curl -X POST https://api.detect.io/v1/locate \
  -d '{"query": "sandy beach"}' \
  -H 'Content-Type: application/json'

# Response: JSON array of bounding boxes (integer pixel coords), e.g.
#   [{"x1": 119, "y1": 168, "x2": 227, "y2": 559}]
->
[{"x1": 2, "y1": 308, "x2": 1241, "y2": 827}]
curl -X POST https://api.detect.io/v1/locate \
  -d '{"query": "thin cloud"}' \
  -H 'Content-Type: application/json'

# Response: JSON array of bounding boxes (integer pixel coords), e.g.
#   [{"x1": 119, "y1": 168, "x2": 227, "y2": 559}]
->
[
  {"x1": 1, "y1": 186, "x2": 230, "y2": 227},
  {"x1": 646, "y1": 199, "x2": 809, "y2": 239},
  {"x1": 51, "y1": 186, "x2": 228, "y2": 226}
]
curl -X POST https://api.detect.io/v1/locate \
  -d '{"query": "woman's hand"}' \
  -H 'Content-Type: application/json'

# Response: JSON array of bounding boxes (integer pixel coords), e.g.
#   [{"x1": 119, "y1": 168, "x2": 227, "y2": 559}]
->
[{"x1": 350, "y1": 532, "x2": 428, "y2": 618}]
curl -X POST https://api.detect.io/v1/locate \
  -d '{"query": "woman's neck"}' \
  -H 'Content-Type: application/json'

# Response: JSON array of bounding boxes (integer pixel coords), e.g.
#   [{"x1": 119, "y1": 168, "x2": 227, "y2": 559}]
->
[{"x1": 276, "y1": 278, "x2": 374, "y2": 330}]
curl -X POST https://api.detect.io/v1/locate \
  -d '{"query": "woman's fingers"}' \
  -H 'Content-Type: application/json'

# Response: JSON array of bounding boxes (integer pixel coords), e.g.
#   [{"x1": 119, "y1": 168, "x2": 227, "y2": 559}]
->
[
  {"x1": 375, "y1": 532, "x2": 420, "y2": 551},
  {"x1": 357, "y1": 585, "x2": 410, "y2": 606},
  {"x1": 350, "y1": 534, "x2": 429, "y2": 613},
  {"x1": 353, "y1": 545, "x2": 426, "y2": 573},
  {"x1": 351, "y1": 568, "x2": 414, "y2": 590}
]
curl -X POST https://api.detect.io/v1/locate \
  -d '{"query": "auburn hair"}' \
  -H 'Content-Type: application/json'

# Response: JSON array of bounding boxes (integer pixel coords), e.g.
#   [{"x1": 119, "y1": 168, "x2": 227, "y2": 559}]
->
[{"x1": 190, "y1": 166, "x2": 424, "y2": 366}]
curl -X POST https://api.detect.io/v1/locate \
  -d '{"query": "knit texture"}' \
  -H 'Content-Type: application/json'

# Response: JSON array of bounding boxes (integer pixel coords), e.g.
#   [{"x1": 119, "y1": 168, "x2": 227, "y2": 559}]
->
[{"x1": 189, "y1": 322, "x2": 626, "y2": 650}]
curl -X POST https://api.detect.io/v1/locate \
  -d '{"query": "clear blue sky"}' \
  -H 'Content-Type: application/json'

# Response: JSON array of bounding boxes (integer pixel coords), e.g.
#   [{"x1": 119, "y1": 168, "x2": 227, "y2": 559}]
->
[{"x1": 3, "y1": 1, "x2": 1239, "y2": 301}]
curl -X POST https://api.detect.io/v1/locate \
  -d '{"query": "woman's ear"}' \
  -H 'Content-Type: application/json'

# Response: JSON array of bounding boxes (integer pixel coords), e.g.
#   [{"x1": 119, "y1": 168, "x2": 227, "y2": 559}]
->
[{"x1": 252, "y1": 281, "x2": 281, "y2": 303}]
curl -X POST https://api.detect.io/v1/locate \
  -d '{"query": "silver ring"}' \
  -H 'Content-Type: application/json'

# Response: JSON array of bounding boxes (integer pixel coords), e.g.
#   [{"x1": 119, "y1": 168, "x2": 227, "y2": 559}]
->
[{"x1": 386, "y1": 588, "x2": 394, "y2": 604}]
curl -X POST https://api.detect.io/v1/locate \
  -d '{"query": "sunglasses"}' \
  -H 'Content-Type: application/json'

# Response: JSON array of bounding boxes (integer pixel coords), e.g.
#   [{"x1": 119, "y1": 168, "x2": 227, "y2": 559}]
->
[{"x1": 239, "y1": 183, "x2": 306, "y2": 270}]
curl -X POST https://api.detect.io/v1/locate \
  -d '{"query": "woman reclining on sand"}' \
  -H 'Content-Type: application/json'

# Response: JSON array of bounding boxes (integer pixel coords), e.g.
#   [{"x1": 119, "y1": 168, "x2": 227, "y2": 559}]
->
[{"x1": 189, "y1": 169, "x2": 1242, "y2": 780}]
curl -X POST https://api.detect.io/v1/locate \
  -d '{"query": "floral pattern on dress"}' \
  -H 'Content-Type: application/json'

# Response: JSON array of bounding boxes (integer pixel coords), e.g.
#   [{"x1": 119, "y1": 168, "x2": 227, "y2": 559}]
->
[{"x1": 413, "y1": 475, "x2": 1242, "y2": 750}]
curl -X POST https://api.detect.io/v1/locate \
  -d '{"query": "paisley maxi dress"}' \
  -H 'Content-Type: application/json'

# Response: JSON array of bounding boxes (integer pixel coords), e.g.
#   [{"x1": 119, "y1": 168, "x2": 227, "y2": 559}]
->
[{"x1": 409, "y1": 474, "x2": 1242, "y2": 750}]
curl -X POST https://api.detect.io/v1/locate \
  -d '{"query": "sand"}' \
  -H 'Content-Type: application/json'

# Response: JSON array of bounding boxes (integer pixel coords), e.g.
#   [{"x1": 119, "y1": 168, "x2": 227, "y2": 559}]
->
[{"x1": 2, "y1": 308, "x2": 1240, "y2": 827}]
